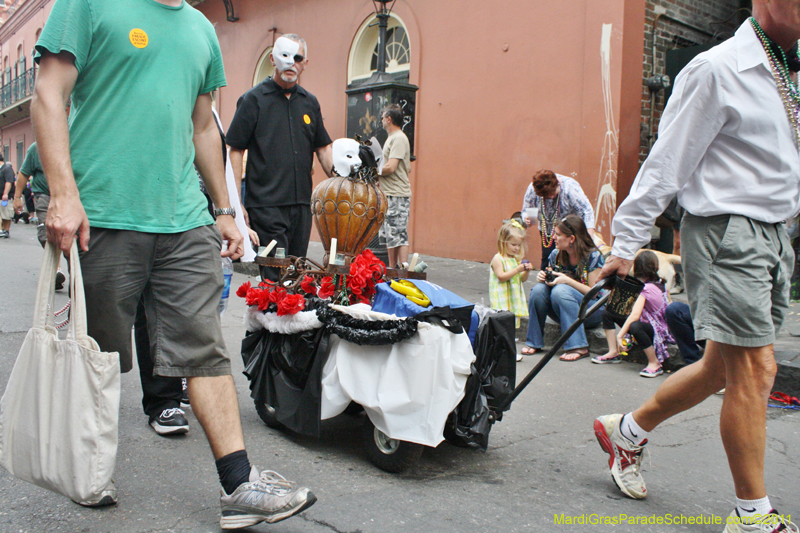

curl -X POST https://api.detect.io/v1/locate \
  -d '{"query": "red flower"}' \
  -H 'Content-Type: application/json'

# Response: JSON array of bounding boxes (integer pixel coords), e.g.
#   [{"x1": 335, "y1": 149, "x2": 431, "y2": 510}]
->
[
  {"x1": 236, "y1": 281, "x2": 251, "y2": 298},
  {"x1": 256, "y1": 288, "x2": 272, "y2": 311},
  {"x1": 245, "y1": 287, "x2": 260, "y2": 307},
  {"x1": 258, "y1": 280, "x2": 276, "y2": 289},
  {"x1": 318, "y1": 276, "x2": 335, "y2": 299},
  {"x1": 277, "y1": 293, "x2": 305, "y2": 316},
  {"x1": 300, "y1": 275, "x2": 317, "y2": 296},
  {"x1": 269, "y1": 287, "x2": 288, "y2": 304}
]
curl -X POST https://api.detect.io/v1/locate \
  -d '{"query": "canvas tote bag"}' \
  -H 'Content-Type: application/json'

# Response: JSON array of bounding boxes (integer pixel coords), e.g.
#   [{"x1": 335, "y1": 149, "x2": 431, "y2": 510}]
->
[{"x1": 0, "y1": 241, "x2": 120, "y2": 502}]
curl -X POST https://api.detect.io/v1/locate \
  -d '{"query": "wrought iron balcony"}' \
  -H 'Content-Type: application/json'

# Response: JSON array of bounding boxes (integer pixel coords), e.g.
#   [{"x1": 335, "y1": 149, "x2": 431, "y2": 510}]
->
[
  {"x1": 0, "y1": 67, "x2": 35, "y2": 129},
  {"x1": 0, "y1": 67, "x2": 35, "y2": 110}
]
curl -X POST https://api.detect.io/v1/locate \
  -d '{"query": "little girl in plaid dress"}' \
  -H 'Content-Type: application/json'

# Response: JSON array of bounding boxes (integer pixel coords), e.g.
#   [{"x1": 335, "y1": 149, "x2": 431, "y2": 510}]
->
[{"x1": 489, "y1": 220, "x2": 533, "y2": 361}]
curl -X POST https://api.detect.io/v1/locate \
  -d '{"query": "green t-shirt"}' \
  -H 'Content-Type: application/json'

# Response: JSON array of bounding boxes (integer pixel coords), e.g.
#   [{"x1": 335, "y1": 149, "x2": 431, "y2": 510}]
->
[
  {"x1": 379, "y1": 129, "x2": 411, "y2": 197},
  {"x1": 35, "y1": 0, "x2": 226, "y2": 232},
  {"x1": 20, "y1": 142, "x2": 48, "y2": 196}
]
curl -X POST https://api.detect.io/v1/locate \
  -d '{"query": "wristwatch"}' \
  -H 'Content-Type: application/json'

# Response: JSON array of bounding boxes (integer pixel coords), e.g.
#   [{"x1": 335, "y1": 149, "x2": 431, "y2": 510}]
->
[{"x1": 213, "y1": 207, "x2": 236, "y2": 218}]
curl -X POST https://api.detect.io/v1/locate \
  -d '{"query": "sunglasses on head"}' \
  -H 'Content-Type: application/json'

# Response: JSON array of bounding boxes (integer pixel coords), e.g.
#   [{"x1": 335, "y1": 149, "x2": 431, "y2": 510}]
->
[{"x1": 560, "y1": 217, "x2": 575, "y2": 234}]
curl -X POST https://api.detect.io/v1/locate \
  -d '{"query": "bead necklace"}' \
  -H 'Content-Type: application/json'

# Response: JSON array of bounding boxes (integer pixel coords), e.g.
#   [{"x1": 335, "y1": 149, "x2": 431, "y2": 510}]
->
[
  {"x1": 751, "y1": 17, "x2": 800, "y2": 148},
  {"x1": 539, "y1": 193, "x2": 560, "y2": 248}
]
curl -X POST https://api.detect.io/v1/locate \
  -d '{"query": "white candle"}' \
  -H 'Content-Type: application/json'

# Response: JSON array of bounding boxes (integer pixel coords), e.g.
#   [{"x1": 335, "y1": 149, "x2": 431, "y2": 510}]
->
[
  {"x1": 259, "y1": 239, "x2": 278, "y2": 257},
  {"x1": 329, "y1": 238, "x2": 337, "y2": 263},
  {"x1": 409, "y1": 253, "x2": 419, "y2": 271}
]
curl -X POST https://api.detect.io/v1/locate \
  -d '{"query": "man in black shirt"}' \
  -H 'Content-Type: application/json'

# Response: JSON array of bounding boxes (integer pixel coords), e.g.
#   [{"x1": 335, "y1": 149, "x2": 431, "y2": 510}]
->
[
  {"x1": 226, "y1": 34, "x2": 333, "y2": 281},
  {"x1": 0, "y1": 154, "x2": 16, "y2": 238}
]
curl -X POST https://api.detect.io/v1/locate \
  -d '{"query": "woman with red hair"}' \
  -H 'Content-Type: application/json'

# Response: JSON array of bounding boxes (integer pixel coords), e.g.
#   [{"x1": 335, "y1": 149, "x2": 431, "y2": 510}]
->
[{"x1": 522, "y1": 170, "x2": 595, "y2": 269}]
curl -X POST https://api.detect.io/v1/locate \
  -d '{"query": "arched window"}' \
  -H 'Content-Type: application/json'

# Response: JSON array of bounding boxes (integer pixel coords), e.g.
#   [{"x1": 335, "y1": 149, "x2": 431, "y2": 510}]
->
[
  {"x1": 348, "y1": 14, "x2": 410, "y2": 85},
  {"x1": 252, "y1": 46, "x2": 275, "y2": 87}
]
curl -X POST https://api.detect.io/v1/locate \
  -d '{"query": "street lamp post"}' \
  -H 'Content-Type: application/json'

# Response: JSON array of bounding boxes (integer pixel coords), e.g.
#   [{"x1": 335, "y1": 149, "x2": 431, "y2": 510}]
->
[{"x1": 372, "y1": 0, "x2": 396, "y2": 83}]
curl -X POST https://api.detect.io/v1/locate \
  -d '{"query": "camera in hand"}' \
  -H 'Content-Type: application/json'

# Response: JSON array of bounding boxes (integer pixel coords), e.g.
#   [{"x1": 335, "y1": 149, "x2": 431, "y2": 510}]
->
[{"x1": 544, "y1": 270, "x2": 556, "y2": 283}]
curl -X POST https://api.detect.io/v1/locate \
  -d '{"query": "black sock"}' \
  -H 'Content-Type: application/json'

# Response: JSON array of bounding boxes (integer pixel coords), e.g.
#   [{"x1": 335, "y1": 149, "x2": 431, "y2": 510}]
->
[{"x1": 215, "y1": 450, "x2": 252, "y2": 495}]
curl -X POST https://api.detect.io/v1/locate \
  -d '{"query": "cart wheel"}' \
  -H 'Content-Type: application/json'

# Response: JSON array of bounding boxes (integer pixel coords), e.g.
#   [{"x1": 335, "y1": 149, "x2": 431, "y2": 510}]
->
[
  {"x1": 254, "y1": 399, "x2": 282, "y2": 430},
  {"x1": 363, "y1": 418, "x2": 424, "y2": 473}
]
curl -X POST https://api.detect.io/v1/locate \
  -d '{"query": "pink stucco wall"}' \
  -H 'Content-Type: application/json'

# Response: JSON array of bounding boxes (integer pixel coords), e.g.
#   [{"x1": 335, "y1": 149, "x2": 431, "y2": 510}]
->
[{"x1": 199, "y1": 0, "x2": 645, "y2": 264}]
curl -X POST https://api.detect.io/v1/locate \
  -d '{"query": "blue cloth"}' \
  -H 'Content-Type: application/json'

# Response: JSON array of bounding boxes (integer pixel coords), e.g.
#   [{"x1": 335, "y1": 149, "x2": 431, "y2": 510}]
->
[
  {"x1": 371, "y1": 281, "x2": 480, "y2": 347},
  {"x1": 665, "y1": 302, "x2": 704, "y2": 364},
  {"x1": 525, "y1": 283, "x2": 604, "y2": 351}
]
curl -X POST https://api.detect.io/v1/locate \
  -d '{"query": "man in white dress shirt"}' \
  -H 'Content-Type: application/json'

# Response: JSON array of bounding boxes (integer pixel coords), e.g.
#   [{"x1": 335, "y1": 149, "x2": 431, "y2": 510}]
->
[{"x1": 592, "y1": 1, "x2": 799, "y2": 531}]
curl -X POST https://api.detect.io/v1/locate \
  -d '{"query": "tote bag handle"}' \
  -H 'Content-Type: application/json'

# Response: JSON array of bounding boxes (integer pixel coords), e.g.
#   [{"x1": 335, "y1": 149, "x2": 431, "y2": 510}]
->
[{"x1": 32, "y1": 241, "x2": 90, "y2": 340}]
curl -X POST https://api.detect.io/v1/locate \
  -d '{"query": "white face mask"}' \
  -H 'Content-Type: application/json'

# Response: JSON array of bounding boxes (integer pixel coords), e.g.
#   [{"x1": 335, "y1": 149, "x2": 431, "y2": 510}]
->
[
  {"x1": 272, "y1": 37, "x2": 300, "y2": 72},
  {"x1": 332, "y1": 139, "x2": 362, "y2": 177}
]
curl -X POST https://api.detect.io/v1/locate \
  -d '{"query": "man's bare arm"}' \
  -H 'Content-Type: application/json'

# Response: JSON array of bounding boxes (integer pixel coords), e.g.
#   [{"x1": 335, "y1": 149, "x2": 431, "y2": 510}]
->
[
  {"x1": 31, "y1": 51, "x2": 87, "y2": 253},
  {"x1": 12, "y1": 172, "x2": 30, "y2": 213},
  {"x1": 315, "y1": 143, "x2": 333, "y2": 177},
  {"x1": 192, "y1": 93, "x2": 243, "y2": 260},
  {"x1": 380, "y1": 158, "x2": 400, "y2": 176}
]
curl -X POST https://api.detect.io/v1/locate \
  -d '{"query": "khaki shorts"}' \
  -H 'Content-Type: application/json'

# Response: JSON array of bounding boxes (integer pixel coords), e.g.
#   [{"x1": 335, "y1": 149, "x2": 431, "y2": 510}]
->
[
  {"x1": 681, "y1": 213, "x2": 793, "y2": 347},
  {"x1": 0, "y1": 202, "x2": 13, "y2": 220},
  {"x1": 78, "y1": 225, "x2": 230, "y2": 376},
  {"x1": 34, "y1": 194, "x2": 49, "y2": 246}
]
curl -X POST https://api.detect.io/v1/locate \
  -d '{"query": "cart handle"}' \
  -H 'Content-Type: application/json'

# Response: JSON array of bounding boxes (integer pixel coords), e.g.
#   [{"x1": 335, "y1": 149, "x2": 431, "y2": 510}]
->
[
  {"x1": 490, "y1": 275, "x2": 615, "y2": 418},
  {"x1": 578, "y1": 276, "x2": 615, "y2": 320}
]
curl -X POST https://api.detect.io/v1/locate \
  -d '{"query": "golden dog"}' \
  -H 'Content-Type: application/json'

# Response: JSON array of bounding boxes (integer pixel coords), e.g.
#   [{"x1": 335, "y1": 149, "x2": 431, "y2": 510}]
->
[{"x1": 592, "y1": 234, "x2": 683, "y2": 293}]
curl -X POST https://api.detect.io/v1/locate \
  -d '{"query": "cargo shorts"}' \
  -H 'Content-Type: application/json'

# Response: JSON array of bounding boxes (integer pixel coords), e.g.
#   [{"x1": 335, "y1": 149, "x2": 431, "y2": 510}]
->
[{"x1": 681, "y1": 213, "x2": 793, "y2": 347}]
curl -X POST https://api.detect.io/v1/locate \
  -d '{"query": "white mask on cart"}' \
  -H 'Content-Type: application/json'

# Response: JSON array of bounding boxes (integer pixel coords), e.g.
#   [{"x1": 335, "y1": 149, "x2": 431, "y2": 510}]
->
[{"x1": 332, "y1": 139, "x2": 362, "y2": 177}]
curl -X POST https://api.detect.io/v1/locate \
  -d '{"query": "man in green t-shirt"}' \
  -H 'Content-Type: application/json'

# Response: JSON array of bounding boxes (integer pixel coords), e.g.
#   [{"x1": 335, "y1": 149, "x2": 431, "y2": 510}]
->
[
  {"x1": 378, "y1": 104, "x2": 412, "y2": 267},
  {"x1": 31, "y1": 0, "x2": 316, "y2": 526}
]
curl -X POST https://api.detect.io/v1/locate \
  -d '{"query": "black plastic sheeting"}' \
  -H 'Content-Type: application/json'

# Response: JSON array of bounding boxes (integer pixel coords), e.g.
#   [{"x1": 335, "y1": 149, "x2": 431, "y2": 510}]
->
[
  {"x1": 242, "y1": 326, "x2": 330, "y2": 438},
  {"x1": 242, "y1": 302, "x2": 506, "y2": 442},
  {"x1": 444, "y1": 311, "x2": 517, "y2": 451}
]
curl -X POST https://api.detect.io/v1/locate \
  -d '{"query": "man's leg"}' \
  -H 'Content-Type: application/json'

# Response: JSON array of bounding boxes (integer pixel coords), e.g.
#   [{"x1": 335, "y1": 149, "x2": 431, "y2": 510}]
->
[
  {"x1": 134, "y1": 298, "x2": 187, "y2": 436},
  {"x1": 187, "y1": 375, "x2": 245, "y2": 458},
  {"x1": 718, "y1": 343, "x2": 775, "y2": 500},
  {"x1": 285, "y1": 204, "x2": 312, "y2": 259},
  {"x1": 146, "y1": 225, "x2": 316, "y2": 527},
  {"x1": 632, "y1": 339, "x2": 727, "y2": 431}
]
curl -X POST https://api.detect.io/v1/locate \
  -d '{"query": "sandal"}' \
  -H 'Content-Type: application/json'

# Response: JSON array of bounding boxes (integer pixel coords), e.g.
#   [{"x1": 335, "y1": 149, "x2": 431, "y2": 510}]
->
[
  {"x1": 591, "y1": 354, "x2": 622, "y2": 364},
  {"x1": 521, "y1": 346, "x2": 538, "y2": 356},
  {"x1": 559, "y1": 350, "x2": 589, "y2": 362},
  {"x1": 639, "y1": 366, "x2": 663, "y2": 378}
]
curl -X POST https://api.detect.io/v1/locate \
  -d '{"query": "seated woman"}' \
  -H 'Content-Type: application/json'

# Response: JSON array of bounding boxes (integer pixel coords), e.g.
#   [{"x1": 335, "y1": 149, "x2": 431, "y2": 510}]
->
[{"x1": 522, "y1": 214, "x2": 604, "y2": 360}]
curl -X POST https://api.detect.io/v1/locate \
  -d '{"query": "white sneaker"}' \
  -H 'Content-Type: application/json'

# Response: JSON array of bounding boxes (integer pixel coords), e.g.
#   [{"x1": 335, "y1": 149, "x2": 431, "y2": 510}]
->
[
  {"x1": 722, "y1": 509, "x2": 798, "y2": 532},
  {"x1": 593, "y1": 413, "x2": 647, "y2": 499},
  {"x1": 219, "y1": 466, "x2": 316, "y2": 529}
]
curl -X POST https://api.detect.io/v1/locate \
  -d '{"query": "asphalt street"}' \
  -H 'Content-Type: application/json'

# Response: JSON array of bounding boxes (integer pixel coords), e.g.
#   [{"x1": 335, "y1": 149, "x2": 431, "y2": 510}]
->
[{"x1": 0, "y1": 223, "x2": 797, "y2": 533}]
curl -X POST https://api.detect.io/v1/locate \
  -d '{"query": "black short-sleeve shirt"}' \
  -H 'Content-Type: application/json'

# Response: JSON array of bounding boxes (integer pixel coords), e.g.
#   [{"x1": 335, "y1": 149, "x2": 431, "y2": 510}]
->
[
  {"x1": 1, "y1": 163, "x2": 15, "y2": 198},
  {"x1": 226, "y1": 78, "x2": 332, "y2": 207}
]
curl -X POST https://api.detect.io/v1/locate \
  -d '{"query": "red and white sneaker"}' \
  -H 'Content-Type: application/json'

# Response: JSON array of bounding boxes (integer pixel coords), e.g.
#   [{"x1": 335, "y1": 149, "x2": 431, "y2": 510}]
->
[
  {"x1": 722, "y1": 509, "x2": 798, "y2": 533},
  {"x1": 594, "y1": 413, "x2": 647, "y2": 499}
]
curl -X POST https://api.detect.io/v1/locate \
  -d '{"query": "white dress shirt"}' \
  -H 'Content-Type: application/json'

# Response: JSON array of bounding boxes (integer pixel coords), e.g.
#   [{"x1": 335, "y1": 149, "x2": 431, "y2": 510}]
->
[{"x1": 611, "y1": 21, "x2": 800, "y2": 259}]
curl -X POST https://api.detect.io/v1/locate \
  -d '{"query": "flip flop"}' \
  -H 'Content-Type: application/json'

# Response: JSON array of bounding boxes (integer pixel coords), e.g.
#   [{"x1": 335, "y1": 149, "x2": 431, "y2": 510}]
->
[
  {"x1": 591, "y1": 354, "x2": 622, "y2": 364},
  {"x1": 559, "y1": 351, "x2": 589, "y2": 362},
  {"x1": 521, "y1": 346, "x2": 538, "y2": 355}
]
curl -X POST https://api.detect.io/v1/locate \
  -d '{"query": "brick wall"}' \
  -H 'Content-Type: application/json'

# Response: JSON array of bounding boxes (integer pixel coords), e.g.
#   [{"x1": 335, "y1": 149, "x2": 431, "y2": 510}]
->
[{"x1": 639, "y1": 0, "x2": 749, "y2": 164}]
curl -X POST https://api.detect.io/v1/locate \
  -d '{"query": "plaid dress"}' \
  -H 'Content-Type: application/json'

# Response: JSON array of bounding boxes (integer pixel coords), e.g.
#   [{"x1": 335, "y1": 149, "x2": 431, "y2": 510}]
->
[{"x1": 489, "y1": 254, "x2": 528, "y2": 326}]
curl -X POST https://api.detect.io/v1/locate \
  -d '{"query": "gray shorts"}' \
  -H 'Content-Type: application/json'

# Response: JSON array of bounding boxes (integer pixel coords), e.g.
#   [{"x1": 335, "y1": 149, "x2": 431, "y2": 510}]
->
[
  {"x1": 34, "y1": 194, "x2": 49, "y2": 246},
  {"x1": 682, "y1": 213, "x2": 793, "y2": 347},
  {"x1": 78, "y1": 225, "x2": 230, "y2": 376},
  {"x1": 379, "y1": 195, "x2": 410, "y2": 249}
]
